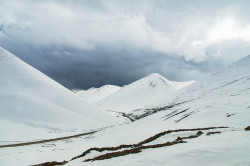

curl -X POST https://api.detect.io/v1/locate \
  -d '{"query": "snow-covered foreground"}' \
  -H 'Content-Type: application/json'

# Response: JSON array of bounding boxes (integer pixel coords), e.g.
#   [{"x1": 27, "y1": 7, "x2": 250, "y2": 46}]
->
[
  {"x1": 0, "y1": 113, "x2": 249, "y2": 166},
  {"x1": 0, "y1": 46, "x2": 114, "y2": 143},
  {"x1": 0, "y1": 46, "x2": 249, "y2": 166},
  {"x1": 68, "y1": 129, "x2": 250, "y2": 166}
]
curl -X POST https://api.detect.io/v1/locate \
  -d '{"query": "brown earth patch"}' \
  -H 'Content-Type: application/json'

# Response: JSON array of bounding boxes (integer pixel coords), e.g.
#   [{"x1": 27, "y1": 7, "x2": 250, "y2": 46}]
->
[
  {"x1": 33, "y1": 126, "x2": 228, "y2": 166},
  {"x1": 245, "y1": 126, "x2": 250, "y2": 131},
  {"x1": 206, "y1": 131, "x2": 221, "y2": 136}
]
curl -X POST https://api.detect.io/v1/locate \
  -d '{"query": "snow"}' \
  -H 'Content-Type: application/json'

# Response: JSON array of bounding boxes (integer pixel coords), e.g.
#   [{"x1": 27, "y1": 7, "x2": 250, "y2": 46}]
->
[
  {"x1": 158, "y1": 55, "x2": 250, "y2": 128},
  {"x1": 97, "y1": 73, "x2": 195, "y2": 112},
  {"x1": 172, "y1": 80, "x2": 196, "y2": 89},
  {"x1": 1, "y1": 114, "x2": 249, "y2": 166},
  {"x1": 75, "y1": 85, "x2": 121, "y2": 104},
  {"x1": 69, "y1": 130, "x2": 250, "y2": 166},
  {"x1": 126, "y1": 55, "x2": 250, "y2": 130},
  {"x1": 0, "y1": 46, "x2": 249, "y2": 166},
  {"x1": 0, "y1": 46, "x2": 114, "y2": 142}
]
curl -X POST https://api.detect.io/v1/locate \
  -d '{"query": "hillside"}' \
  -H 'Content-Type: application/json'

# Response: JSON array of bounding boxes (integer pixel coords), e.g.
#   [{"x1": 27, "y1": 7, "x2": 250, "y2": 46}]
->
[
  {"x1": 0, "y1": 46, "x2": 114, "y2": 142},
  {"x1": 128, "y1": 55, "x2": 250, "y2": 128},
  {"x1": 62, "y1": 55, "x2": 250, "y2": 166},
  {"x1": 97, "y1": 73, "x2": 195, "y2": 112}
]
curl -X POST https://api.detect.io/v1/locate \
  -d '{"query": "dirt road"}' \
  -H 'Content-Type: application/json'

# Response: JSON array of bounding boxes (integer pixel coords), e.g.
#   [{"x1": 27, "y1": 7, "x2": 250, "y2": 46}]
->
[{"x1": 0, "y1": 130, "x2": 98, "y2": 148}]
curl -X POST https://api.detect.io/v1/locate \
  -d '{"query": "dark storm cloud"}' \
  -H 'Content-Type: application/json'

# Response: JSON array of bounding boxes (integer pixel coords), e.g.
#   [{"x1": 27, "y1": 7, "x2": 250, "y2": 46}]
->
[
  {"x1": 0, "y1": 0, "x2": 250, "y2": 89},
  {"x1": 0, "y1": 42, "x2": 209, "y2": 89}
]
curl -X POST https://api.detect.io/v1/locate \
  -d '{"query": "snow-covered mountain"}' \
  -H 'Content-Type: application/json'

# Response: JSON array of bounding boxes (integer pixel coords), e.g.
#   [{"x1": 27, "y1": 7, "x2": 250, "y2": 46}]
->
[
  {"x1": 63, "y1": 55, "x2": 249, "y2": 166},
  {"x1": 75, "y1": 85, "x2": 121, "y2": 104},
  {"x1": 3, "y1": 55, "x2": 248, "y2": 166},
  {"x1": 97, "y1": 73, "x2": 195, "y2": 112},
  {"x1": 0, "y1": 46, "x2": 114, "y2": 142},
  {"x1": 128, "y1": 55, "x2": 250, "y2": 129},
  {"x1": 1, "y1": 49, "x2": 249, "y2": 166}
]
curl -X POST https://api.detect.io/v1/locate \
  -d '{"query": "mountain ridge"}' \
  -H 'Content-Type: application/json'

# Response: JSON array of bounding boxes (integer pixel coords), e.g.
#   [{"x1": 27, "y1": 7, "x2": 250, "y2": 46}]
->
[
  {"x1": 75, "y1": 84, "x2": 121, "y2": 103},
  {"x1": 97, "y1": 73, "x2": 195, "y2": 112}
]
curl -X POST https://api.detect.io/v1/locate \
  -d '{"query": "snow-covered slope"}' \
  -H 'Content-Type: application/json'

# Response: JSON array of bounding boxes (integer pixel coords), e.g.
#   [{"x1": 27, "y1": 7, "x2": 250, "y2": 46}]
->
[
  {"x1": 0, "y1": 46, "x2": 114, "y2": 142},
  {"x1": 1, "y1": 55, "x2": 250, "y2": 166},
  {"x1": 63, "y1": 55, "x2": 250, "y2": 165},
  {"x1": 75, "y1": 85, "x2": 121, "y2": 104},
  {"x1": 130, "y1": 55, "x2": 250, "y2": 129},
  {"x1": 97, "y1": 73, "x2": 195, "y2": 112},
  {"x1": 172, "y1": 80, "x2": 196, "y2": 89}
]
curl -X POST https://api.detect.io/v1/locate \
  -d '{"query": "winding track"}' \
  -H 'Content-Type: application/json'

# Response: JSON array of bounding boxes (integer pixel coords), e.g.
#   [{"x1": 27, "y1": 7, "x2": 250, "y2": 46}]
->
[
  {"x1": 0, "y1": 130, "x2": 98, "y2": 148},
  {"x1": 33, "y1": 126, "x2": 228, "y2": 166}
]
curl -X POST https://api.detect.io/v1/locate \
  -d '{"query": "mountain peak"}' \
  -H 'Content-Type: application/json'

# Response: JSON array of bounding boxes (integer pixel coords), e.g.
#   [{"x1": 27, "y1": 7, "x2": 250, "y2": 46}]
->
[
  {"x1": 146, "y1": 73, "x2": 168, "y2": 81},
  {"x1": 139, "y1": 73, "x2": 179, "y2": 90},
  {"x1": 97, "y1": 73, "x2": 192, "y2": 112},
  {"x1": 148, "y1": 73, "x2": 162, "y2": 77}
]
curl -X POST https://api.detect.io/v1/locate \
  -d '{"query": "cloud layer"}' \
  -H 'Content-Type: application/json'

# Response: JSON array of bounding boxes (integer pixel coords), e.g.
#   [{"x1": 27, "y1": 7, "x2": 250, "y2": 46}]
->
[{"x1": 0, "y1": 0, "x2": 250, "y2": 89}]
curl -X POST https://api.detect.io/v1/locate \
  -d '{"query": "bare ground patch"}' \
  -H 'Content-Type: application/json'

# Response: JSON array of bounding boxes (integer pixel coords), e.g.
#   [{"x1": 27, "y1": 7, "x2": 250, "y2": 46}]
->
[{"x1": 32, "y1": 126, "x2": 228, "y2": 166}]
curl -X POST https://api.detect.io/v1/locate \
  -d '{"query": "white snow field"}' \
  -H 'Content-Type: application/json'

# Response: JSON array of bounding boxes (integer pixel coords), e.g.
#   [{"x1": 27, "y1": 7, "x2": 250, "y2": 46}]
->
[
  {"x1": 75, "y1": 85, "x2": 121, "y2": 104},
  {"x1": 97, "y1": 73, "x2": 195, "y2": 112},
  {"x1": 0, "y1": 48, "x2": 249, "y2": 166},
  {"x1": 0, "y1": 46, "x2": 114, "y2": 143},
  {"x1": 129, "y1": 54, "x2": 250, "y2": 129}
]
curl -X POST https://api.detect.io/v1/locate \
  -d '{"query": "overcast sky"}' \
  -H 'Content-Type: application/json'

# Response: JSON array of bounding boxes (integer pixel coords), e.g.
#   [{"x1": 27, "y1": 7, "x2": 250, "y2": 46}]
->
[{"x1": 0, "y1": 0, "x2": 250, "y2": 89}]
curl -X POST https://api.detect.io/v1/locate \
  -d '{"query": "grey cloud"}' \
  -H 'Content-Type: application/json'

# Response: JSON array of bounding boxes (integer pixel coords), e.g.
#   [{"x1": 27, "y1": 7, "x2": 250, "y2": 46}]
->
[
  {"x1": 0, "y1": 0, "x2": 250, "y2": 89},
  {"x1": 1, "y1": 43, "x2": 209, "y2": 89}
]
